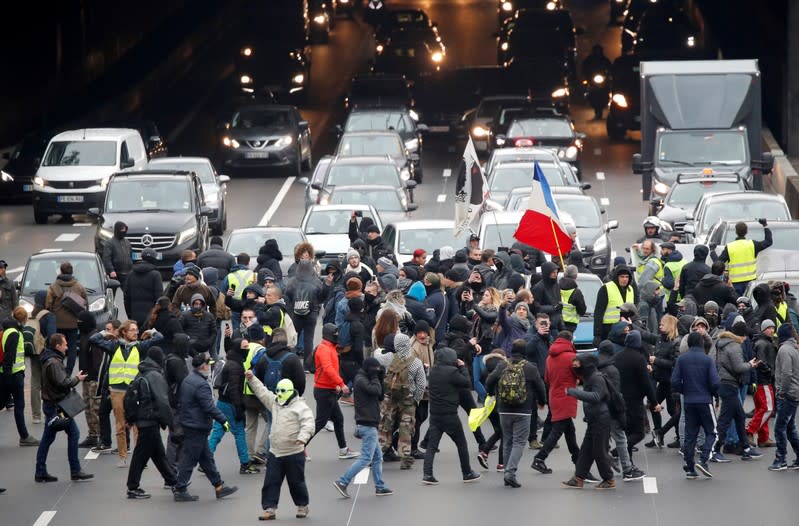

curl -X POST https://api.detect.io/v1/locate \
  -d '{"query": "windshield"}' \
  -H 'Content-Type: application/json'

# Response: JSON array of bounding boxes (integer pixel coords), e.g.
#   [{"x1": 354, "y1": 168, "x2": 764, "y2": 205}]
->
[
  {"x1": 337, "y1": 136, "x2": 403, "y2": 158},
  {"x1": 657, "y1": 131, "x2": 747, "y2": 166},
  {"x1": 667, "y1": 181, "x2": 741, "y2": 207},
  {"x1": 43, "y1": 141, "x2": 116, "y2": 167},
  {"x1": 231, "y1": 109, "x2": 291, "y2": 129},
  {"x1": 481, "y1": 222, "x2": 519, "y2": 250},
  {"x1": 346, "y1": 112, "x2": 412, "y2": 133},
  {"x1": 490, "y1": 164, "x2": 567, "y2": 192},
  {"x1": 701, "y1": 200, "x2": 790, "y2": 233},
  {"x1": 227, "y1": 231, "x2": 303, "y2": 256},
  {"x1": 351, "y1": 80, "x2": 407, "y2": 98},
  {"x1": 150, "y1": 162, "x2": 214, "y2": 184},
  {"x1": 327, "y1": 164, "x2": 400, "y2": 186},
  {"x1": 22, "y1": 258, "x2": 102, "y2": 295},
  {"x1": 398, "y1": 228, "x2": 467, "y2": 255},
  {"x1": 477, "y1": 99, "x2": 524, "y2": 119},
  {"x1": 105, "y1": 180, "x2": 193, "y2": 212},
  {"x1": 305, "y1": 210, "x2": 376, "y2": 235},
  {"x1": 12, "y1": 134, "x2": 50, "y2": 161},
  {"x1": 508, "y1": 119, "x2": 572, "y2": 138},
  {"x1": 330, "y1": 189, "x2": 404, "y2": 211},
  {"x1": 577, "y1": 277, "x2": 602, "y2": 314},
  {"x1": 724, "y1": 224, "x2": 799, "y2": 251},
  {"x1": 556, "y1": 198, "x2": 601, "y2": 228}
]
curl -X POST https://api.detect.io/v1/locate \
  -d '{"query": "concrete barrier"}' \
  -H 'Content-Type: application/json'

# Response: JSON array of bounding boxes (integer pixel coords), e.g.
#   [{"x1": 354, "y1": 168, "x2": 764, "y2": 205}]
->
[{"x1": 762, "y1": 127, "x2": 799, "y2": 217}]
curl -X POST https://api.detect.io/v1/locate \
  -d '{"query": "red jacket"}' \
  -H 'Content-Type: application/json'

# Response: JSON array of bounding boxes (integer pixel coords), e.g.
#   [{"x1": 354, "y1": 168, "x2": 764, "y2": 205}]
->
[
  {"x1": 314, "y1": 339, "x2": 344, "y2": 390},
  {"x1": 545, "y1": 337, "x2": 578, "y2": 421}
]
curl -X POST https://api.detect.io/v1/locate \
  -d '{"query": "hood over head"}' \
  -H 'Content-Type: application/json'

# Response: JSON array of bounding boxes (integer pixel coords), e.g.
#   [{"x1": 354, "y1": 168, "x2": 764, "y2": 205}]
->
[
  {"x1": 434, "y1": 346, "x2": 458, "y2": 366},
  {"x1": 752, "y1": 283, "x2": 772, "y2": 305},
  {"x1": 296, "y1": 259, "x2": 316, "y2": 279},
  {"x1": 624, "y1": 330, "x2": 643, "y2": 350},
  {"x1": 693, "y1": 244, "x2": 709, "y2": 261},
  {"x1": 190, "y1": 293, "x2": 206, "y2": 307},
  {"x1": 608, "y1": 321, "x2": 631, "y2": 346},
  {"x1": 448, "y1": 314, "x2": 470, "y2": 334},
  {"x1": 394, "y1": 333, "x2": 412, "y2": 358},
  {"x1": 259, "y1": 239, "x2": 283, "y2": 261},
  {"x1": 323, "y1": 322, "x2": 339, "y2": 343},
  {"x1": 541, "y1": 261, "x2": 558, "y2": 282},
  {"x1": 574, "y1": 353, "x2": 598, "y2": 377},
  {"x1": 202, "y1": 267, "x2": 219, "y2": 287},
  {"x1": 172, "y1": 333, "x2": 192, "y2": 358},
  {"x1": 597, "y1": 340, "x2": 616, "y2": 357},
  {"x1": 143, "y1": 346, "x2": 164, "y2": 369}
]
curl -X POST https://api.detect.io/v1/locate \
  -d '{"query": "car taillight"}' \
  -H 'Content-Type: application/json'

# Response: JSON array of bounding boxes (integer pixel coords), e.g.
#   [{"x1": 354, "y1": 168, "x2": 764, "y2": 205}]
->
[{"x1": 514, "y1": 138, "x2": 535, "y2": 147}]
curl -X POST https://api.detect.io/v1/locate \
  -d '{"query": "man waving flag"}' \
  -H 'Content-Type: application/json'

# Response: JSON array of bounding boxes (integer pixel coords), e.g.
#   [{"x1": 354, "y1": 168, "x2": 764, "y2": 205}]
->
[
  {"x1": 514, "y1": 162, "x2": 573, "y2": 260},
  {"x1": 453, "y1": 137, "x2": 487, "y2": 237}
]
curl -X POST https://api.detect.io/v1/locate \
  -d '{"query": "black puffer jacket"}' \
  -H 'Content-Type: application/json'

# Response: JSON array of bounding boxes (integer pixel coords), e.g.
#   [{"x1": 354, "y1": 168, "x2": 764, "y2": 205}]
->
[
  {"x1": 567, "y1": 354, "x2": 610, "y2": 424},
  {"x1": 179, "y1": 295, "x2": 217, "y2": 354},
  {"x1": 285, "y1": 260, "x2": 324, "y2": 317},
  {"x1": 678, "y1": 245, "x2": 711, "y2": 299},
  {"x1": 197, "y1": 243, "x2": 236, "y2": 282},
  {"x1": 40, "y1": 348, "x2": 79, "y2": 402},
  {"x1": 596, "y1": 341, "x2": 621, "y2": 391},
  {"x1": 102, "y1": 223, "x2": 133, "y2": 276},
  {"x1": 691, "y1": 273, "x2": 737, "y2": 309},
  {"x1": 131, "y1": 357, "x2": 173, "y2": 429},
  {"x1": 531, "y1": 262, "x2": 562, "y2": 329},
  {"x1": 652, "y1": 336, "x2": 680, "y2": 383},
  {"x1": 353, "y1": 360, "x2": 384, "y2": 427},
  {"x1": 164, "y1": 337, "x2": 190, "y2": 409},
  {"x1": 124, "y1": 261, "x2": 164, "y2": 327},
  {"x1": 752, "y1": 332, "x2": 777, "y2": 385},
  {"x1": 255, "y1": 239, "x2": 284, "y2": 283},
  {"x1": 178, "y1": 369, "x2": 227, "y2": 432},
  {"x1": 147, "y1": 309, "x2": 183, "y2": 355},
  {"x1": 427, "y1": 347, "x2": 470, "y2": 416},
  {"x1": 218, "y1": 345, "x2": 245, "y2": 413}
]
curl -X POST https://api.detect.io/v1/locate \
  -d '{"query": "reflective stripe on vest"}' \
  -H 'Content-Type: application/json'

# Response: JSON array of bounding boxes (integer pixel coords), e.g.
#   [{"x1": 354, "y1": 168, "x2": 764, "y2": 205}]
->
[
  {"x1": 636, "y1": 256, "x2": 664, "y2": 287},
  {"x1": 561, "y1": 288, "x2": 579, "y2": 324},
  {"x1": 1, "y1": 328, "x2": 25, "y2": 374},
  {"x1": 243, "y1": 342, "x2": 265, "y2": 395},
  {"x1": 664, "y1": 259, "x2": 687, "y2": 299},
  {"x1": 726, "y1": 239, "x2": 756, "y2": 283},
  {"x1": 228, "y1": 269, "x2": 254, "y2": 300},
  {"x1": 108, "y1": 345, "x2": 140, "y2": 385},
  {"x1": 776, "y1": 303, "x2": 789, "y2": 329},
  {"x1": 603, "y1": 281, "x2": 624, "y2": 325},
  {"x1": 263, "y1": 309, "x2": 285, "y2": 337}
]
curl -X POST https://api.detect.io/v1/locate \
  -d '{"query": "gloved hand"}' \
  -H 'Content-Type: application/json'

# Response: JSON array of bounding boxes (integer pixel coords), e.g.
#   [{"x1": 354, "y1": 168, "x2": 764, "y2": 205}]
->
[
  {"x1": 223, "y1": 421, "x2": 231, "y2": 433},
  {"x1": 758, "y1": 217, "x2": 768, "y2": 227}
]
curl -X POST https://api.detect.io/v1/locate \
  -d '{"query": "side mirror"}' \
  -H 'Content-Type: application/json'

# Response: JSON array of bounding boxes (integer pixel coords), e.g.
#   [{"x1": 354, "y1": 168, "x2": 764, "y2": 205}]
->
[
  {"x1": 580, "y1": 183, "x2": 592, "y2": 190},
  {"x1": 297, "y1": 176, "x2": 309, "y2": 185},
  {"x1": 14, "y1": 280, "x2": 21, "y2": 291},
  {"x1": 87, "y1": 207, "x2": 101, "y2": 218},
  {"x1": 405, "y1": 180, "x2": 418, "y2": 189},
  {"x1": 334, "y1": 124, "x2": 343, "y2": 135},
  {"x1": 685, "y1": 211, "x2": 694, "y2": 220},
  {"x1": 607, "y1": 220, "x2": 619, "y2": 231},
  {"x1": 407, "y1": 203, "x2": 419, "y2": 212},
  {"x1": 576, "y1": 132, "x2": 587, "y2": 140},
  {"x1": 106, "y1": 279, "x2": 121, "y2": 290},
  {"x1": 200, "y1": 206, "x2": 214, "y2": 217},
  {"x1": 600, "y1": 209, "x2": 606, "y2": 215},
  {"x1": 632, "y1": 153, "x2": 643, "y2": 174},
  {"x1": 683, "y1": 224, "x2": 695, "y2": 234},
  {"x1": 761, "y1": 151, "x2": 774, "y2": 174},
  {"x1": 310, "y1": 182, "x2": 322, "y2": 190},
  {"x1": 149, "y1": 135, "x2": 161, "y2": 144},
  {"x1": 120, "y1": 158, "x2": 135, "y2": 169},
  {"x1": 298, "y1": 120, "x2": 309, "y2": 129},
  {"x1": 417, "y1": 123, "x2": 429, "y2": 132},
  {"x1": 315, "y1": 250, "x2": 326, "y2": 259},
  {"x1": 218, "y1": 175, "x2": 231, "y2": 184}
]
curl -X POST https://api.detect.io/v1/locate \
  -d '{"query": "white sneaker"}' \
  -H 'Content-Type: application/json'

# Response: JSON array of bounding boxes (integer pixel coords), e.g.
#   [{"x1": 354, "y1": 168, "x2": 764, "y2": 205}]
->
[
  {"x1": 117, "y1": 458, "x2": 128, "y2": 468},
  {"x1": 338, "y1": 448, "x2": 359, "y2": 460},
  {"x1": 325, "y1": 421, "x2": 335, "y2": 432}
]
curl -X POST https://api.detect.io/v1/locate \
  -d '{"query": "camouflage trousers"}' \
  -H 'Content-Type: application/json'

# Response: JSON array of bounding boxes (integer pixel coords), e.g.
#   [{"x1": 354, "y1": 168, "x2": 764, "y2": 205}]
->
[
  {"x1": 82, "y1": 380, "x2": 101, "y2": 438},
  {"x1": 378, "y1": 398, "x2": 416, "y2": 466}
]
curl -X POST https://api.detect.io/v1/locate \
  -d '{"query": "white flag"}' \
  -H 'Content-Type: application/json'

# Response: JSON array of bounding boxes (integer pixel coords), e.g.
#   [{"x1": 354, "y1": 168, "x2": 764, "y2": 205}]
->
[{"x1": 453, "y1": 137, "x2": 487, "y2": 237}]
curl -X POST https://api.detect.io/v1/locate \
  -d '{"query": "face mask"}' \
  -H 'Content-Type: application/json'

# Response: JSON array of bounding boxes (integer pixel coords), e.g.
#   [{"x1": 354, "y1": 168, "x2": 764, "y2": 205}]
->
[
  {"x1": 470, "y1": 282, "x2": 482, "y2": 292},
  {"x1": 192, "y1": 305, "x2": 203, "y2": 313},
  {"x1": 276, "y1": 388, "x2": 294, "y2": 405}
]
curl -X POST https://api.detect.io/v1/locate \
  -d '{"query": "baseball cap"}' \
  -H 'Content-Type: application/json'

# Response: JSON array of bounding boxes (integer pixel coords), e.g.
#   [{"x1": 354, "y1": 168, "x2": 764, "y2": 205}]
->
[
  {"x1": 0, "y1": 260, "x2": 7, "y2": 268},
  {"x1": 413, "y1": 248, "x2": 426, "y2": 257},
  {"x1": 660, "y1": 242, "x2": 676, "y2": 250},
  {"x1": 469, "y1": 234, "x2": 480, "y2": 241}
]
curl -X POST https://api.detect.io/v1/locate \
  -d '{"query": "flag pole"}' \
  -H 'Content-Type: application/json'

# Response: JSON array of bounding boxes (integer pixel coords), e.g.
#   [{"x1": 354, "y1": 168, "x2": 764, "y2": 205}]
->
[{"x1": 549, "y1": 217, "x2": 566, "y2": 270}]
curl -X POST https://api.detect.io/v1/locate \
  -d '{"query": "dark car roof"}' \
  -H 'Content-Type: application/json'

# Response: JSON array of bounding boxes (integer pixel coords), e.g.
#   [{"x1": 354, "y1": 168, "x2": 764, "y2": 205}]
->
[
  {"x1": 30, "y1": 250, "x2": 97, "y2": 261},
  {"x1": 232, "y1": 104, "x2": 294, "y2": 112}
]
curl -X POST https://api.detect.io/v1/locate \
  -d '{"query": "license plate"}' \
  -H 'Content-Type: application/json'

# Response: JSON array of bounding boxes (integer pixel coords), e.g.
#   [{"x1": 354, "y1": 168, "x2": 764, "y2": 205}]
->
[
  {"x1": 57, "y1": 195, "x2": 84, "y2": 203},
  {"x1": 132, "y1": 251, "x2": 163, "y2": 261},
  {"x1": 22, "y1": 184, "x2": 32, "y2": 192},
  {"x1": 245, "y1": 152, "x2": 270, "y2": 159}
]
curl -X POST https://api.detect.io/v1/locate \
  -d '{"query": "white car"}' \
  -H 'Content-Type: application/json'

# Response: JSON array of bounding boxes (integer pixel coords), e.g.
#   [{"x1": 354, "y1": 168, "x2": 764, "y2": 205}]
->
[
  {"x1": 300, "y1": 204, "x2": 383, "y2": 262},
  {"x1": 381, "y1": 220, "x2": 470, "y2": 263},
  {"x1": 477, "y1": 210, "x2": 524, "y2": 250},
  {"x1": 684, "y1": 191, "x2": 791, "y2": 244},
  {"x1": 225, "y1": 226, "x2": 307, "y2": 277}
]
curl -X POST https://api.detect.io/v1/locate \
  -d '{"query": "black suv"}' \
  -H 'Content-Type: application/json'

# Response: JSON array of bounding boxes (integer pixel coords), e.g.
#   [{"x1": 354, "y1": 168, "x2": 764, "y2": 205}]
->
[{"x1": 89, "y1": 170, "x2": 212, "y2": 273}]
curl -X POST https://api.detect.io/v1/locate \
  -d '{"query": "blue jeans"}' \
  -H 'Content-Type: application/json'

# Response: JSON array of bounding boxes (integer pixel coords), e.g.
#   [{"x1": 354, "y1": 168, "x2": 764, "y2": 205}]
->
[
  {"x1": 209, "y1": 400, "x2": 249, "y2": 464},
  {"x1": 725, "y1": 385, "x2": 748, "y2": 445},
  {"x1": 774, "y1": 398, "x2": 799, "y2": 463},
  {"x1": 36, "y1": 401, "x2": 81, "y2": 475},
  {"x1": 338, "y1": 425, "x2": 386, "y2": 490},
  {"x1": 733, "y1": 281, "x2": 748, "y2": 297}
]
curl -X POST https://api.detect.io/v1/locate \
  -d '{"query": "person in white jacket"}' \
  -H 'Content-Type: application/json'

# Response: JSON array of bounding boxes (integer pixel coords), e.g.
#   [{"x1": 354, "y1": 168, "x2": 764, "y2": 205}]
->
[{"x1": 245, "y1": 371, "x2": 314, "y2": 521}]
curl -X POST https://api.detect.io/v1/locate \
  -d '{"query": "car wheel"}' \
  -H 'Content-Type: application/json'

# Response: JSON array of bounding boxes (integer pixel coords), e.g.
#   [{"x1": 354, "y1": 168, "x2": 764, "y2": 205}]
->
[
  {"x1": 292, "y1": 148, "x2": 302, "y2": 178},
  {"x1": 221, "y1": 209, "x2": 228, "y2": 233},
  {"x1": 414, "y1": 166, "x2": 423, "y2": 184},
  {"x1": 301, "y1": 146, "x2": 313, "y2": 172},
  {"x1": 34, "y1": 208, "x2": 48, "y2": 225}
]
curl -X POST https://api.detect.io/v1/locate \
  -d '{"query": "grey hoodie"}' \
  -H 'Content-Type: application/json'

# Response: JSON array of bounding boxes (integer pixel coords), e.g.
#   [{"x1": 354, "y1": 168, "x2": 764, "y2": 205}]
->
[{"x1": 775, "y1": 338, "x2": 799, "y2": 401}]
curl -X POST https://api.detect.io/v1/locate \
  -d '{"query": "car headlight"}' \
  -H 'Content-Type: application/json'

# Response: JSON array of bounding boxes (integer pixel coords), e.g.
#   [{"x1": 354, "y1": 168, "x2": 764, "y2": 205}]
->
[
  {"x1": 292, "y1": 73, "x2": 305, "y2": 85},
  {"x1": 496, "y1": 137, "x2": 505, "y2": 146},
  {"x1": 1, "y1": 170, "x2": 13, "y2": 182},
  {"x1": 241, "y1": 46, "x2": 253, "y2": 57},
  {"x1": 405, "y1": 138, "x2": 419, "y2": 152},
  {"x1": 409, "y1": 109, "x2": 419, "y2": 121},
  {"x1": 471, "y1": 126, "x2": 488, "y2": 138},
  {"x1": 204, "y1": 191, "x2": 219, "y2": 205},
  {"x1": 98, "y1": 227, "x2": 113, "y2": 240},
  {"x1": 275, "y1": 135, "x2": 293, "y2": 147},
  {"x1": 593, "y1": 74, "x2": 605, "y2": 84},
  {"x1": 546, "y1": 1, "x2": 557, "y2": 9},
  {"x1": 612, "y1": 93, "x2": 628, "y2": 108},
  {"x1": 89, "y1": 297, "x2": 106, "y2": 313},
  {"x1": 376, "y1": 44, "x2": 384, "y2": 54},
  {"x1": 33, "y1": 176, "x2": 45, "y2": 188},
  {"x1": 400, "y1": 169, "x2": 410, "y2": 181},
  {"x1": 19, "y1": 298, "x2": 34, "y2": 314},
  {"x1": 500, "y1": 41, "x2": 509, "y2": 51},
  {"x1": 653, "y1": 181, "x2": 670, "y2": 195},
  {"x1": 313, "y1": 14, "x2": 327, "y2": 24},
  {"x1": 593, "y1": 234, "x2": 608, "y2": 253},
  {"x1": 551, "y1": 88, "x2": 568, "y2": 98},
  {"x1": 240, "y1": 75, "x2": 252, "y2": 84},
  {"x1": 319, "y1": 195, "x2": 329, "y2": 206},
  {"x1": 100, "y1": 176, "x2": 110, "y2": 189},
  {"x1": 177, "y1": 225, "x2": 197, "y2": 245},
  {"x1": 222, "y1": 137, "x2": 240, "y2": 148},
  {"x1": 687, "y1": 36, "x2": 696, "y2": 47},
  {"x1": 431, "y1": 51, "x2": 443, "y2": 63},
  {"x1": 502, "y1": 1, "x2": 513, "y2": 12},
  {"x1": 559, "y1": 145, "x2": 579, "y2": 160}
]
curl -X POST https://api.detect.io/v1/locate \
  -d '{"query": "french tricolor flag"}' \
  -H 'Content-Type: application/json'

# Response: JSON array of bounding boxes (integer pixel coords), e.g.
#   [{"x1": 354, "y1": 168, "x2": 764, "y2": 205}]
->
[{"x1": 513, "y1": 162, "x2": 574, "y2": 257}]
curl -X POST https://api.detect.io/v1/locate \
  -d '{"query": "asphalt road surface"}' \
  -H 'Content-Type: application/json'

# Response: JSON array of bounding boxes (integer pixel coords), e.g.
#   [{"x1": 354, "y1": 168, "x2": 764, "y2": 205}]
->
[{"x1": 2, "y1": 1, "x2": 790, "y2": 525}]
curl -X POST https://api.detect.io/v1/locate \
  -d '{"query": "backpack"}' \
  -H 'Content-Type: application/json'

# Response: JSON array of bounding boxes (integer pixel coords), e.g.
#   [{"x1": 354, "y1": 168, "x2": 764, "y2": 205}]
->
[
  {"x1": 497, "y1": 360, "x2": 527, "y2": 405},
  {"x1": 23, "y1": 311, "x2": 49, "y2": 357},
  {"x1": 123, "y1": 376, "x2": 152, "y2": 424},
  {"x1": 263, "y1": 353, "x2": 289, "y2": 392},
  {"x1": 292, "y1": 286, "x2": 313, "y2": 317},
  {"x1": 212, "y1": 357, "x2": 228, "y2": 392},
  {"x1": 602, "y1": 373, "x2": 627, "y2": 429},
  {"x1": 60, "y1": 289, "x2": 87, "y2": 317},
  {"x1": 384, "y1": 354, "x2": 412, "y2": 401},
  {"x1": 283, "y1": 314, "x2": 298, "y2": 348}
]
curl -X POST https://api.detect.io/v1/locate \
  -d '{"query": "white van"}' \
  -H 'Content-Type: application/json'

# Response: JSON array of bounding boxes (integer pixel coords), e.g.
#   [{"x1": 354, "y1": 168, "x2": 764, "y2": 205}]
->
[{"x1": 32, "y1": 128, "x2": 147, "y2": 224}]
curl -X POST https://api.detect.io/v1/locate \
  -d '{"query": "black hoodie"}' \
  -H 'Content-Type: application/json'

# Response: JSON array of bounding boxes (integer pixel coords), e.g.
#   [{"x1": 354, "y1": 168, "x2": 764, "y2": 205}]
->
[
  {"x1": 428, "y1": 347, "x2": 470, "y2": 416},
  {"x1": 132, "y1": 357, "x2": 173, "y2": 428},
  {"x1": 692, "y1": 273, "x2": 737, "y2": 309},
  {"x1": 679, "y1": 245, "x2": 711, "y2": 299},
  {"x1": 255, "y1": 239, "x2": 283, "y2": 283},
  {"x1": 218, "y1": 344, "x2": 245, "y2": 412},
  {"x1": 567, "y1": 354, "x2": 611, "y2": 424},
  {"x1": 752, "y1": 283, "x2": 778, "y2": 328},
  {"x1": 124, "y1": 260, "x2": 164, "y2": 327},
  {"x1": 285, "y1": 260, "x2": 324, "y2": 317},
  {"x1": 40, "y1": 347, "x2": 78, "y2": 402},
  {"x1": 532, "y1": 262, "x2": 563, "y2": 329},
  {"x1": 164, "y1": 334, "x2": 191, "y2": 409}
]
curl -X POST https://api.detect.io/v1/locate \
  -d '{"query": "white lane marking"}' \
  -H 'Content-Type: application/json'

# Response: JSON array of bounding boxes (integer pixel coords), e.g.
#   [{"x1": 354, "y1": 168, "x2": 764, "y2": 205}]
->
[
  {"x1": 442, "y1": 169, "x2": 452, "y2": 178},
  {"x1": 593, "y1": 148, "x2": 602, "y2": 156},
  {"x1": 73, "y1": 223, "x2": 93, "y2": 227},
  {"x1": 84, "y1": 450, "x2": 100, "y2": 460},
  {"x1": 258, "y1": 177, "x2": 295, "y2": 226},
  {"x1": 437, "y1": 194, "x2": 447, "y2": 203},
  {"x1": 33, "y1": 511, "x2": 57, "y2": 526},
  {"x1": 55, "y1": 233, "x2": 80, "y2": 242},
  {"x1": 643, "y1": 476, "x2": 658, "y2": 494},
  {"x1": 7, "y1": 266, "x2": 24, "y2": 274},
  {"x1": 353, "y1": 467, "x2": 370, "y2": 485},
  {"x1": 596, "y1": 172, "x2": 605, "y2": 181},
  {"x1": 600, "y1": 197, "x2": 610, "y2": 206},
  {"x1": 39, "y1": 249, "x2": 63, "y2": 253}
]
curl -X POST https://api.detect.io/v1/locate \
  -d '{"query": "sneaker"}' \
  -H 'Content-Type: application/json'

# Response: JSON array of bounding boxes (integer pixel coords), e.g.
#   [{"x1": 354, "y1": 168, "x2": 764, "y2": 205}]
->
[
  {"x1": 655, "y1": 430, "x2": 665, "y2": 448},
  {"x1": 375, "y1": 487, "x2": 394, "y2": 496},
  {"x1": 477, "y1": 451, "x2": 489, "y2": 470},
  {"x1": 34, "y1": 473, "x2": 58, "y2": 483},
  {"x1": 463, "y1": 471, "x2": 481, "y2": 483},
  {"x1": 259, "y1": 509, "x2": 276, "y2": 521},
  {"x1": 78, "y1": 437, "x2": 98, "y2": 448},
  {"x1": 667, "y1": 438, "x2": 681, "y2": 449},
  {"x1": 528, "y1": 439, "x2": 543, "y2": 449},
  {"x1": 110, "y1": 448, "x2": 119, "y2": 455},
  {"x1": 71, "y1": 471, "x2": 94, "y2": 481},
  {"x1": 325, "y1": 421, "x2": 335, "y2": 432},
  {"x1": 19, "y1": 435, "x2": 40, "y2": 447},
  {"x1": 411, "y1": 449, "x2": 426, "y2": 460},
  {"x1": 504, "y1": 475, "x2": 521, "y2": 488},
  {"x1": 623, "y1": 467, "x2": 645, "y2": 481},
  {"x1": 683, "y1": 466, "x2": 698, "y2": 479},
  {"x1": 296, "y1": 506, "x2": 309, "y2": 519},
  {"x1": 127, "y1": 488, "x2": 151, "y2": 499},
  {"x1": 400, "y1": 459, "x2": 414, "y2": 470},
  {"x1": 595, "y1": 479, "x2": 616, "y2": 490},
  {"x1": 710, "y1": 452, "x2": 730, "y2": 463},
  {"x1": 644, "y1": 439, "x2": 657, "y2": 448},
  {"x1": 332, "y1": 481, "x2": 350, "y2": 498},
  {"x1": 91, "y1": 444, "x2": 113, "y2": 454},
  {"x1": 742, "y1": 447, "x2": 763, "y2": 460},
  {"x1": 583, "y1": 472, "x2": 600, "y2": 484},
  {"x1": 215, "y1": 484, "x2": 238, "y2": 499},
  {"x1": 117, "y1": 458, "x2": 128, "y2": 468},
  {"x1": 338, "y1": 448, "x2": 359, "y2": 460},
  {"x1": 383, "y1": 448, "x2": 400, "y2": 462},
  {"x1": 250, "y1": 453, "x2": 266, "y2": 465},
  {"x1": 173, "y1": 490, "x2": 199, "y2": 502},
  {"x1": 696, "y1": 461, "x2": 713, "y2": 478},
  {"x1": 240, "y1": 463, "x2": 260, "y2": 475},
  {"x1": 531, "y1": 458, "x2": 552, "y2": 474},
  {"x1": 789, "y1": 460, "x2": 799, "y2": 470},
  {"x1": 561, "y1": 477, "x2": 584, "y2": 489},
  {"x1": 759, "y1": 440, "x2": 777, "y2": 448},
  {"x1": 422, "y1": 475, "x2": 439, "y2": 485},
  {"x1": 496, "y1": 464, "x2": 504, "y2": 472},
  {"x1": 32, "y1": 416, "x2": 42, "y2": 424}
]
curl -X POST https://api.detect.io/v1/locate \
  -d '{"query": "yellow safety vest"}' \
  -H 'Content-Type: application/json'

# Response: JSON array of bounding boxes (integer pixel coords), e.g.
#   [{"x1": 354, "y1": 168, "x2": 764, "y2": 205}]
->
[
  {"x1": 263, "y1": 309, "x2": 286, "y2": 337},
  {"x1": 243, "y1": 342, "x2": 265, "y2": 395},
  {"x1": 108, "y1": 345, "x2": 140, "y2": 386},
  {"x1": 228, "y1": 269, "x2": 254, "y2": 300},
  {"x1": 664, "y1": 259, "x2": 687, "y2": 299},
  {"x1": 776, "y1": 302, "x2": 789, "y2": 329},
  {"x1": 603, "y1": 281, "x2": 625, "y2": 325},
  {"x1": 561, "y1": 288, "x2": 579, "y2": 324},
  {"x1": 726, "y1": 239, "x2": 756, "y2": 283},
  {"x1": 1, "y1": 327, "x2": 26, "y2": 374},
  {"x1": 636, "y1": 256, "x2": 664, "y2": 284}
]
